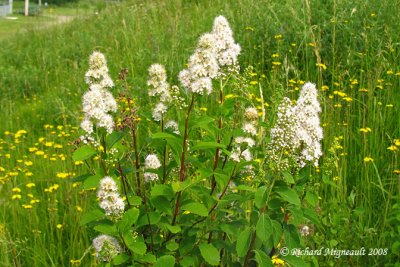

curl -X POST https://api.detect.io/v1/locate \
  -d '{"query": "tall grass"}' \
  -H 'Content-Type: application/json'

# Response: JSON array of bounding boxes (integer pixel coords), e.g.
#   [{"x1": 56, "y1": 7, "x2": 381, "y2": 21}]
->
[{"x1": 0, "y1": 0, "x2": 399, "y2": 265}]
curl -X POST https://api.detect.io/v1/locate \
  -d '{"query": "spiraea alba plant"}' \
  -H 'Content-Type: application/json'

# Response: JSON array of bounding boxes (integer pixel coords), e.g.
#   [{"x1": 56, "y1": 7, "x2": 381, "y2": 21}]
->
[{"x1": 73, "y1": 15, "x2": 323, "y2": 267}]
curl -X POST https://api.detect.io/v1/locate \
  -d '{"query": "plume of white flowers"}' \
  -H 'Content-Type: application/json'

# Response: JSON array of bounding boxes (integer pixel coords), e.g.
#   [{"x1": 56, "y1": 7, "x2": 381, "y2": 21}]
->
[
  {"x1": 81, "y1": 52, "x2": 117, "y2": 134},
  {"x1": 179, "y1": 15, "x2": 240, "y2": 95},
  {"x1": 92, "y1": 234, "x2": 122, "y2": 262},
  {"x1": 97, "y1": 176, "x2": 125, "y2": 219},
  {"x1": 147, "y1": 64, "x2": 173, "y2": 122},
  {"x1": 295, "y1": 82, "x2": 323, "y2": 167},
  {"x1": 165, "y1": 120, "x2": 181, "y2": 135},
  {"x1": 270, "y1": 82, "x2": 323, "y2": 168},
  {"x1": 230, "y1": 136, "x2": 255, "y2": 162},
  {"x1": 144, "y1": 154, "x2": 161, "y2": 182}
]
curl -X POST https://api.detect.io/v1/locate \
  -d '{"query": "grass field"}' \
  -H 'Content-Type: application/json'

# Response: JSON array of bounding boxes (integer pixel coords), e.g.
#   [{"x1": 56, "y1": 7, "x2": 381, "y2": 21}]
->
[{"x1": 0, "y1": 0, "x2": 399, "y2": 266}]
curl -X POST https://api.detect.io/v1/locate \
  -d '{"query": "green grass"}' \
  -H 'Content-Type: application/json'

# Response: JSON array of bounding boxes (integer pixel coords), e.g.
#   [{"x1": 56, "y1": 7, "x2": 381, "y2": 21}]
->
[{"x1": 0, "y1": 0, "x2": 399, "y2": 266}]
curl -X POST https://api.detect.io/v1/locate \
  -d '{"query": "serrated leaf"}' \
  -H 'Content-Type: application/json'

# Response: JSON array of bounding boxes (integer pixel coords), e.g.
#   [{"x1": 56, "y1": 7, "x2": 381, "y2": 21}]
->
[
  {"x1": 181, "y1": 202, "x2": 208, "y2": 217},
  {"x1": 117, "y1": 208, "x2": 139, "y2": 234},
  {"x1": 254, "y1": 185, "x2": 268, "y2": 209},
  {"x1": 283, "y1": 224, "x2": 300, "y2": 249},
  {"x1": 151, "y1": 184, "x2": 174, "y2": 199},
  {"x1": 94, "y1": 224, "x2": 118, "y2": 235},
  {"x1": 254, "y1": 249, "x2": 274, "y2": 267},
  {"x1": 236, "y1": 227, "x2": 253, "y2": 257},
  {"x1": 191, "y1": 142, "x2": 226, "y2": 151},
  {"x1": 153, "y1": 255, "x2": 175, "y2": 267},
  {"x1": 256, "y1": 213, "x2": 273, "y2": 242},
  {"x1": 72, "y1": 145, "x2": 97, "y2": 161},
  {"x1": 112, "y1": 253, "x2": 130, "y2": 265},
  {"x1": 271, "y1": 220, "x2": 282, "y2": 246},
  {"x1": 165, "y1": 224, "x2": 181, "y2": 234},
  {"x1": 199, "y1": 243, "x2": 220, "y2": 266},
  {"x1": 106, "y1": 131, "x2": 125, "y2": 150},
  {"x1": 80, "y1": 208, "x2": 104, "y2": 226},
  {"x1": 275, "y1": 186, "x2": 301, "y2": 206},
  {"x1": 124, "y1": 234, "x2": 146, "y2": 255}
]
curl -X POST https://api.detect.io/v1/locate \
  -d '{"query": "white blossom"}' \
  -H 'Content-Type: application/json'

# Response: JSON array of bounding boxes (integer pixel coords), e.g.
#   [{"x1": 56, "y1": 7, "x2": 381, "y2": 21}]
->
[
  {"x1": 144, "y1": 154, "x2": 161, "y2": 169},
  {"x1": 165, "y1": 120, "x2": 180, "y2": 135},
  {"x1": 244, "y1": 107, "x2": 258, "y2": 120},
  {"x1": 92, "y1": 235, "x2": 122, "y2": 262},
  {"x1": 152, "y1": 102, "x2": 168, "y2": 122},
  {"x1": 144, "y1": 172, "x2": 159, "y2": 182},
  {"x1": 242, "y1": 122, "x2": 257, "y2": 136},
  {"x1": 97, "y1": 176, "x2": 125, "y2": 218}
]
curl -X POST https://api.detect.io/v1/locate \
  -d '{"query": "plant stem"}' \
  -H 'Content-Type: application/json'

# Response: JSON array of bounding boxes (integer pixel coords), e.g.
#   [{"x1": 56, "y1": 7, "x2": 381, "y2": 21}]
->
[
  {"x1": 141, "y1": 171, "x2": 155, "y2": 255},
  {"x1": 118, "y1": 160, "x2": 131, "y2": 209},
  {"x1": 211, "y1": 84, "x2": 224, "y2": 195},
  {"x1": 172, "y1": 95, "x2": 195, "y2": 225}
]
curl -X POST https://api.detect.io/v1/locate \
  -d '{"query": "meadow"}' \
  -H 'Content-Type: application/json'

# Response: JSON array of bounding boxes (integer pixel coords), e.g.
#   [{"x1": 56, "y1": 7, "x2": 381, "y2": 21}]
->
[{"x1": 0, "y1": 0, "x2": 399, "y2": 266}]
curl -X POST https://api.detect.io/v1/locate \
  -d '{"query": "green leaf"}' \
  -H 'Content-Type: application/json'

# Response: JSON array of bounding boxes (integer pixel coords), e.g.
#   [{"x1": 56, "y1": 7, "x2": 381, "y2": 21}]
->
[
  {"x1": 282, "y1": 255, "x2": 310, "y2": 267},
  {"x1": 72, "y1": 145, "x2": 97, "y2": 161},
  {"x1": 153, "y1": 255, "x2": 175, "y2": 267},
  {"x1": 151, "y1": 196, "x2": 172, "y2": 215},
  {"x1": 137, "y1": 212, "x2": 161, "y2": 227},
  {"x1": 191, "y1": 142, "x2": 226, "y2": 151},
  {"x1": 70, "y1": 173, "x2": 92, "y2": 183},
  {"x1": 256, "y1": 213, "x2": 273, "y2": 242},
  {"x1": 80, "y1": 208, "x2": 104, "y2": 226},
  {"x1": 152, "y1": 132, "x2": 182, "y2": 165},
  {"x1": 305, "y1": 191, "x2": 318, "y2": 207},
  {"x1": 283, "y1": 224, "x2": 300, "y2": 249},
  {"x1": 124, "y1": 234, "x2": 146, "y2": 255},
  {"x1": 236, "y1": 227, "x2": 253, "y2": 257},
  {"x1": 199, "y1": 243, "x2": 220, "y2": 266},
  {"x1": 180, "y1": 256, "x2": 195, "y2": 267},
  {"x1": 303, "y1": 207, "x2": 322, "y2": 228},
  {"x1": 151, "y1": 184, "x2": 174, "y2": 199},
  {"x1": 254, "y1": 185, "x2": 268, "y2": 209},
  {"x1": 166, "y1": 241, "x2": 179, "y2": 251},
  {"x1": 83, "y1": 174, "x2": 102, "y2": 190},
  {"x1": 275, "y1": 186, "x2": 301, "y2": 206},
  {"x1": 181, "y1": 202, "x2": 208, "y2": 217},
  {"x1": 165, "y1": 224, "x2": 181, "y2": 234},
  {"x1": 271, "y1": 220, "x2": 282, "y2": 246},
  {"x1": 128, "y1": 195, "x2": 142, "y2": 206},
  {"x1": 106, "y1": 131, "x2": 125, "y2": 150},
  {"x1": 94, "y1": 224, "x2": 118, "y2": 235},
  {"x1": 254, "y1": 249, "x2": 274, "y2": 267},
  {"x1": 171, "y1": 179, "x2": 193, "y2": 193},
  {"x1": 117, "y1": 208, "x2": 139, "y2": 234},
  {"x1": 283, "y1": 172, "x2": 295, "y2": 184},
  {"x1": 112, "y1": 253, "x2": 130, "y2": 265}
]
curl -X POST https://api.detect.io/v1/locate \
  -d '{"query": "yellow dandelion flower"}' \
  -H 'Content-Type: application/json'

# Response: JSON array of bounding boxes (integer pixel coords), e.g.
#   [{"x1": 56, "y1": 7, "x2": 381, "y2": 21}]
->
[
  {"x1": 29, "y1": 147, "x2": 38, "y2": 152},
  {"x1": 22, "y1": 204, "x2": 33, "y2": 209},
  {"x1": 321, "y1": 85, "x2": 329, "y2": 91},
  {"x1": 24, "y1": 161, "x2": 33, "y2": 166},
  {"x1": 359, "y1": 88, "x2": 368, "y2": 92},
  {"x1": 364, "y1": 157, "x2": 374, "y2": 162},
  {"x1": 199, "y1": 107, "x2": 207, "y2": 112},
  {"x1": 27, "y1": 193, "x2": 34, "y2": 198},
  {"x1": 271, "y1": 53, "x2": 280, "y2": 58},
  {"x1": 316, "y1": 63, "x2": 327, "y2": 70},
  {"x1": 76, "y1": 206, "x2": 83, "y2": 212},
  {"x1": 394, "y1": 139, "x2": 400, "y2": 146},
  {"x1": 56, "y1": 172, "x2": 69, "y2": 179},
  {"x1": 57, "y1": 125, "x2": 63, "y2": 130},
  {"x1": 54, "y1": 144, "x2": 63, "y2": 149},
  {"x1": 386, "y1": 104, "x2": 394, "y2": 108},
  {"x1": 12, "y1": 194, "x2": 22, "y2": 200},
  {"x1": 5, "y1": 154, "x2": 10, "y2": 159},
  {"x1": 183, "y1": 211, "x2": 191, "y2": 215},
  {"x1": 272, "y1": 61, "x2": 281, "y2": 66},
  {"x1": 25, "y1": 172, "x2": 33, "y2": 177},
  {"x1": 12, "y1": 187, "x2": 21, "y2": 193},
  {"x1": 225, "y1": 94, "x2": 237, "y2": 99},
  {"x1": 274, "y1": 34, "x2": 283, "y2": 39},
  {"x1": 249, "y1": 81, "x2": 258, "y2": 85},
  {"x1": 393, "y1": 170, "x2": 400, "y2": 174},
  {"x1": 38, "y1": 137, "x2": 45, "y2": 143},
  {"x1": 387, "y1": 70, "x2": 394, "y2": 75},
  {"x1": 74, "y1": 161, "x2": 84, "y2": 166},
  {"x1": 56, "y1": 224, "x2": 63, "y2": 229},
  {"x1": 30, "y1": 199, "x2": 40, "y2": 204},
  {"x1": 272, "y1": 255, "x2": 285, "y2": 267},
  {"x1": 44, "y1": 142, "x2": 54, "y2": 147},
  {"x1": 35, "y1": 151, "x2": 45, "y2": 156},
  {"x1": 307, "y1": 42, "x2": 315, "y2": 47},
  {"x1": 44, "y1": 124, "x2": 54, "y2": 129},
  {"x1": 359, "y1": 127, "x2": 372, "y2": 133},
  {"x1": 343, "y1": 97, "x2": 353, "y2": 102},
  {"x1": 387, "y1": 145, "x2": 398, "y2": 151},
  {"x1": 26, "y1": 183, "x2": 36, "y2": 188}
]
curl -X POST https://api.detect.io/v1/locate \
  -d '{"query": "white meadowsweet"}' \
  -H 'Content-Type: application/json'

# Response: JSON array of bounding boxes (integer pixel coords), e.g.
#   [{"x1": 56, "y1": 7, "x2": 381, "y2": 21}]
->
[
  {"x1": 144, "y1": 172, "x2": 159, "y2": 182},
  {"x1": 81, "y1": 51, "x2": 117, "y2": 134},
  {"x1": 152, "y1": 102, "x2": 168, "y2": 122},
  {"x1": 244, "y1": 107, "x2": 258, "y2": 121},
  {"x1": 295, "y1": 82, "x2": 323, "y2": 167},
  {"x1": 144, "y1": 154, "x2": 161, "y2": 169},
  {"x1": 230, "y1": 136, "x2": 255, "y2": 162},
  {"x1": 97, "y1": 176, "x2": 125, "y2": 218},
  {"x1": 165, "y1": 120, "x2": 180, "y2": 135},
  {"x1": 211, "y1": 15, "x2": 241, "y2": 69},
  {"x1": 242, "y1": 122, "x2": 257, "y2": 136},
  {"x1": 147, "y1": 64, "x2": 171, "y2": 103},
  {"x1": 92, "y1": 235, "x2": 122, "y2": 262}
]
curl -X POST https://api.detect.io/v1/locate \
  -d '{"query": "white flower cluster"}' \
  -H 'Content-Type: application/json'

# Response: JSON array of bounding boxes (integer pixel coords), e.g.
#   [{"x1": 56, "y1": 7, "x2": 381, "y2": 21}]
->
[
  {"x1": 165, "y1": 120, "x2": 180, "y2": 135},
  {"x1": 144, "y1": 154, "x2": 161, "y2": 182},
  {"x1": 179, "y1": 15, "x2": 240, "y2": 95},
  {"x1": 92, "y1": 234, "x2": 122, "y2": 262},
  {"x1": 270, "y1": 82, "x2": 323, "y2": 168},
  {"x1": 295, "y1": 82, "x2": 323, "y2": 167},
  {"x1": 230, "y1": 136, "x2": 255, "y2": 162},
  {"x1": 97, "y1": 176, "x2": 125, "y2": 218},
  {"x1": 147, "y1": 64, "x2": 172, "y2": 122},
  {"x1": 81, "y1": 52, "x2": 117, "y2": 134}
]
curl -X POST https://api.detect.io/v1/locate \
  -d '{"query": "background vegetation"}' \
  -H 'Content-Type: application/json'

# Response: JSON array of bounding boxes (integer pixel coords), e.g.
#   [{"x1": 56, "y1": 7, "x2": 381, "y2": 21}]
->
[{"x1": 0, "y1": 0, "x2": 399, "y2": 266}]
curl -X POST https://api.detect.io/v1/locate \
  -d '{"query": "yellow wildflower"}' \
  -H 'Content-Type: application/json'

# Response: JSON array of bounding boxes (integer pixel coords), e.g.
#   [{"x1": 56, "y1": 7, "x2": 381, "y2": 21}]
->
[
  {"x1": 387, "y1": 145, "x2": 398, "y2": 151},
  {"x1": 272, "y1": 255, "x2": 285, "y2": 267},
  {"x1": 316, "y1": 63, "x2": 327, "y2": 70},
  {"x1": 12, "y1": 187, "x2": 21, "y2": 193},
  {"x1": 22, "y1": 204, "x2": 33, "y2": 209},
  {"x1": 26, "y1": 183, "x2": 36, "y2": 188},
  {"x1": 364, "y1": 157, "x2": 374, "y2": 162},
  {"x1": 24, "y1": 161, "x2": 33, "y2": 166},
  {"x1": 359, "y1": 127, "x2": 372, "y2": 133},
  {"x1": 12, "y1": 194, "x2": 22, "y2": 200}
]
